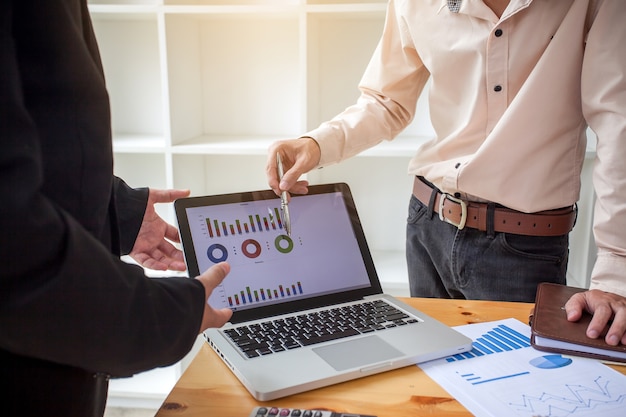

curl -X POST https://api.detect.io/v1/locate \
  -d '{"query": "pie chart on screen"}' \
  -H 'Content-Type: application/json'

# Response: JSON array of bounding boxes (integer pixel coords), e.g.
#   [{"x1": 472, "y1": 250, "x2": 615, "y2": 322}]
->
[{"x1": 529, "y1": 354, "x2": 573, "y2": 369}]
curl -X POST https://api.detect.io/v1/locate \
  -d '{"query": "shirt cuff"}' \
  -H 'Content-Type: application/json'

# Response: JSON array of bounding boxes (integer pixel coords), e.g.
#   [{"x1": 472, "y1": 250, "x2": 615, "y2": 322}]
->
[
  {"x1": 589, "y1": 251, "x2": 626, "y2": 298},
  {"x1": 303, "y1": 124, "x2": 347, "y2": 168}
]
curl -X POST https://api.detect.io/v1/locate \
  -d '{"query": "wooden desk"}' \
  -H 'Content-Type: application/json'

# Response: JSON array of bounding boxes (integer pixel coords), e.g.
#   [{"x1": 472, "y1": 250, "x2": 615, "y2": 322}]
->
[{"x1": 155, "y1": 298, "x2": 626, "y2": 416}]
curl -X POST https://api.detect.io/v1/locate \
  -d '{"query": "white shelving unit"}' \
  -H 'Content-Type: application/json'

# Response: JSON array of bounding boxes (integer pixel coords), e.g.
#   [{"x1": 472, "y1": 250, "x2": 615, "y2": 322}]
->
[
  {"x1": 89, "y1": 0, "x2": 597, "y2": 409},
  {"x1": 90, "y1": 0, "x2": 434, "y2": 292}
]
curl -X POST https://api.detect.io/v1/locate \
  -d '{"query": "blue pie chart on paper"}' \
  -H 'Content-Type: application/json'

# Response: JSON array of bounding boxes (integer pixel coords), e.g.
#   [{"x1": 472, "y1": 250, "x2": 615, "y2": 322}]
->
[{"x1": 529, "y1": 354, "x2": 573, "y2": 369}]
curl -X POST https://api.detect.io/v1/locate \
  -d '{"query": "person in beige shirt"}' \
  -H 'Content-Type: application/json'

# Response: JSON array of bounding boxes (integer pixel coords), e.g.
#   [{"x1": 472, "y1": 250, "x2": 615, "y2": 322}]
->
[{"x1": 266, "y1": 0, "x2": 626, "y2": 346}]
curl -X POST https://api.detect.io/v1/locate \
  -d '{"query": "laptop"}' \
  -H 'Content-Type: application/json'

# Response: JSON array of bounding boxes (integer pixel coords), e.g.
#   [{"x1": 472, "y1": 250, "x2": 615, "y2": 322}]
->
[{"x1": 174, "y1": 182, "x2": 472, "y2": 401}]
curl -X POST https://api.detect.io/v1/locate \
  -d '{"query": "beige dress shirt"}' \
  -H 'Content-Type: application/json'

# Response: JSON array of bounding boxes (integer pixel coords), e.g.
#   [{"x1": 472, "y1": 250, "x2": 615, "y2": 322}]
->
[{"x1": 306, "y1": 0, "x2": 626, "y2": 296}]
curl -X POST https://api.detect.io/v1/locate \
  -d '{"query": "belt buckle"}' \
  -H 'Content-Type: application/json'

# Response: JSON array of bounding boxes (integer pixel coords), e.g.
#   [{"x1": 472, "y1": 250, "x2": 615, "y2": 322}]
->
[{"x1": 438, "y1": 193, "x2": 467, "y2": 230}]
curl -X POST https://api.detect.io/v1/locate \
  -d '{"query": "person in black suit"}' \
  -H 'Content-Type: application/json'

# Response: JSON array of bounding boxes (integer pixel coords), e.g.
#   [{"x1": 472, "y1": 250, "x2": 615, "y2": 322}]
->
[{"x1": 0, "y1": 1, "x2": 233, "y2": 416}]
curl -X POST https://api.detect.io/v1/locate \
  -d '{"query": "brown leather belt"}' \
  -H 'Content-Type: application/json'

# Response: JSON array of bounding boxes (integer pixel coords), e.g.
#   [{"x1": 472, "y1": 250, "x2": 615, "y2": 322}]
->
[{"x1": 412, "y1": 177, "x2": 576, "y2": 236}]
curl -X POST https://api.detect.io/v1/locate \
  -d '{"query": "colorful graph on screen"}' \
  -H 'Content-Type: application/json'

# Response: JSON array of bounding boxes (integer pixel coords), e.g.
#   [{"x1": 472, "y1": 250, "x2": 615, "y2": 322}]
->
[
  {"x1": 227, "y1": 281, "x2": 304, "y2": 307},
  {"x1": 195, "y1": 207, "x2": 298, "y2": 265},
  {"x1": 184, "y1": 191, "x2": 373, "y2": 312},
  {"x1": 204, "y1": 207, "x2": 285, "y2": 237}
]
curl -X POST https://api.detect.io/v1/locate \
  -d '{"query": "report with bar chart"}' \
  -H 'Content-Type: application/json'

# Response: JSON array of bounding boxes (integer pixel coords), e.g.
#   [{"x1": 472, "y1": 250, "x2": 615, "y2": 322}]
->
[
  {"x1": 180, "y1": 191, "x2": 371, "y2": 312},
  {"x1": 419, "y1": 318, "x2": 626, "y2": 416}
]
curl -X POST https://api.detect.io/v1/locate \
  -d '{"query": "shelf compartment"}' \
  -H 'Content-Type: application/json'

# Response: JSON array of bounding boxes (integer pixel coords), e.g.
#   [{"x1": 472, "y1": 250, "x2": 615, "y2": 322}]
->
[
  {"x1": 113, "y1": 153, "x2": 168, "y2": 189},
  {"x1": 172, "y1": 154, "x2": 271, "y2": 196},
  {"x1": 172, "y1": 135, "x2": 275, "y2": 154},
  {"x1": 164, "y1": 0, "x2": 300, "y2": 5},
  {"x1": 307, "y1": 0, "x2": 386, "y2": 5},
  {"x1": 91, "y1": 13, "x2": 165, "y2": 142},
  {"x1": 112, "y1": 134, "x2": 168, "y2": 153},
  {"x1": 164, "y1": 12, "x2": 302, "y2": 145},
  {"x1": 89, "y1": 0, "x2": 159, "y2": 5},
  {"x1": 305, "y1": 11, "x2": 384, "y2": 130},
  {"x1": 170, "y1": 134, "x2": 432, "y2": 157}
]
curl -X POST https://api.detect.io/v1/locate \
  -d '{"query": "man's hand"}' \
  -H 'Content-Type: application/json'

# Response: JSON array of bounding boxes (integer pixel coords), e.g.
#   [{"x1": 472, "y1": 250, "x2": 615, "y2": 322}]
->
[
  {"x1": 129, "y1": 188, "x2": 190, "y2": 271},
  {"x1": 564, "y1": 289, "x2": 626, "y2": 346},
  {"x1": 266, "y1": 137, "x2": 321, "y2": 197},
  {"x1": 195, "y1": 262, "x2": 234, "y2": 332}
]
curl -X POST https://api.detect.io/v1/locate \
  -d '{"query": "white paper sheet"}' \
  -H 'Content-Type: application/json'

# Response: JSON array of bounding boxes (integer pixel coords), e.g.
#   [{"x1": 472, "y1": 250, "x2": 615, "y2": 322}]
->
[{"x1": 419, "y1": 318, "x2": 626, "y2": 416}]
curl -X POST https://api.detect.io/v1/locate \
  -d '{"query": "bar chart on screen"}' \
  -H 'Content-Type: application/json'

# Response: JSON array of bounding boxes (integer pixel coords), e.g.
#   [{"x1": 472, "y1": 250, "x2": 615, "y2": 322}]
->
[
  {"x1": 203, "y1": 207, "x2": 285, "y2": 238},
  {"x1": 193, "y1": 208, "x2": 300, "y2": 267},
  {"x1": 226, "y1": 281, "x2": 304, "y2": 307},
  {"x1": 185, "y1": 191, "x2": 373, "y2": 313}
]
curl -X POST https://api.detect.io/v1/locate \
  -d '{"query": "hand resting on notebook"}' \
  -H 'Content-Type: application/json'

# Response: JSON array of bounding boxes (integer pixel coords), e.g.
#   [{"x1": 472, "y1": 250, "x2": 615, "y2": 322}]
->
[{"x1": 564, "y1": 289, "x2": 626, "y2": 346}]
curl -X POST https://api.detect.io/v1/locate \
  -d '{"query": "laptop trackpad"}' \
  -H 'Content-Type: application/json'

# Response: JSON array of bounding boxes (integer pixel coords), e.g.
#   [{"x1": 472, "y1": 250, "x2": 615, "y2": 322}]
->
[{"x1": 312, "y1": 335, "x2": 403, "y2": 371}]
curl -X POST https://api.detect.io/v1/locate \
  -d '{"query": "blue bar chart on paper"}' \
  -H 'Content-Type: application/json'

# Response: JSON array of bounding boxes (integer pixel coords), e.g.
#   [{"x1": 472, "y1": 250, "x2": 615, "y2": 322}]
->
[
  {"x1": 446, "y1": 323, "x2": 530, "y2": 362},
  {"x1": 419, "y1": 318, "x2": 626, "y2": 417},
  {"x1": 445, "y1": 323, "x2": 532, "y2": 385}
]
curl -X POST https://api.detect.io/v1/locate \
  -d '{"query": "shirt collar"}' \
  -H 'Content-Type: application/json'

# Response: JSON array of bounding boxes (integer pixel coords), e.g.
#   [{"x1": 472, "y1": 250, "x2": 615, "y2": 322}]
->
[{"x1": 442, "y1": 0, "x2": 533, "y2": 20}]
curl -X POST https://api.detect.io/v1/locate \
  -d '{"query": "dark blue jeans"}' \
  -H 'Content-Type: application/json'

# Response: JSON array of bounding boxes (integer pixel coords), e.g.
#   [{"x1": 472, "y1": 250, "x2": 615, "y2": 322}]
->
[{"x1": 406, "y1": 195, "x2": 568, "y2": 302}]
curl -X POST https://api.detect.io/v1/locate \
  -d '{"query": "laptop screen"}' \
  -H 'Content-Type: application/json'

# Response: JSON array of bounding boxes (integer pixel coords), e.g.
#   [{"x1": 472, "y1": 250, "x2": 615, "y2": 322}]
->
[{"x1": 175, "y1": 183, "x2": 381, "y2": 323}]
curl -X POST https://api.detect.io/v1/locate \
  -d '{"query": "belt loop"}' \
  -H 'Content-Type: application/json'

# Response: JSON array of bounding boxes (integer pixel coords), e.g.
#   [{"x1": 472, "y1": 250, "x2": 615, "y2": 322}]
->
[
  {"x1": 427, "y1": 186, "x2": 438, "y2": 219},
  {"x1": 486, "y1": 202, "x2": 496, "y2": 238}
]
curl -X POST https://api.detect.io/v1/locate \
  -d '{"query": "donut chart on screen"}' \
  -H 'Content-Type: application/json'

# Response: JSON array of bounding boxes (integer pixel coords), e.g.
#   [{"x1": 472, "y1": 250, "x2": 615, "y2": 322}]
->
[
  {"x1": 207, "y1": 243, "x2": 228, "y2": 263},
  {"x1": 241, "y1": 239, "x2": 262, "y2": 258},
  {"x1": 205, "y1": 235, "x2": 295, "y2": 263},
  {"x1": 202, "y1": 210, "x2": 298, "y2": 263},
  {"x1": 274, "y1": 235, "x2": 294, "y2": 254}
]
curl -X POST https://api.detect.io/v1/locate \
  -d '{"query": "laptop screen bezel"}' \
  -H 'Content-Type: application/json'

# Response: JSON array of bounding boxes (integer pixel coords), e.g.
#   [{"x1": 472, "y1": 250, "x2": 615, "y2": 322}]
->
[{"x1": 174, "y1": 182, "x2": 383, "y2": 324}]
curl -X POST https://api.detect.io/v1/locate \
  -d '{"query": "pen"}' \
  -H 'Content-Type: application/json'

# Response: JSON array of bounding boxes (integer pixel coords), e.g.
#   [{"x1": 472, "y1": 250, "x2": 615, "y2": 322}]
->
[{"x1": 276, "y1": 153, "x2": 292, "y2": 236}]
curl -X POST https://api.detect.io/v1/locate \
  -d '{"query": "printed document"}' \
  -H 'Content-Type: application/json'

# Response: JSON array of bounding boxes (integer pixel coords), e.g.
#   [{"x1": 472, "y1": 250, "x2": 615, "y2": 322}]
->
[{"x1": 419, "y1": 318, "x2": 626, "y2": 417}]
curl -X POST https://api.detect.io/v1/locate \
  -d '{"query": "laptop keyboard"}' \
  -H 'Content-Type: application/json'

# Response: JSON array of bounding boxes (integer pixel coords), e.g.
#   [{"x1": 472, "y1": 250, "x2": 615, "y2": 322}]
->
[{"x1": 223, "y1": 299, "x2": 419, "y2": 358}]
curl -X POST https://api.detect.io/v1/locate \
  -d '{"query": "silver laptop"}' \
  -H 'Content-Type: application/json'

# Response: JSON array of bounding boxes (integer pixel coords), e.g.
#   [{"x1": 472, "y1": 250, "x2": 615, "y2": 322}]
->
[{"x1": 174, "y1": 183, "x2": 472, "y2": 401}]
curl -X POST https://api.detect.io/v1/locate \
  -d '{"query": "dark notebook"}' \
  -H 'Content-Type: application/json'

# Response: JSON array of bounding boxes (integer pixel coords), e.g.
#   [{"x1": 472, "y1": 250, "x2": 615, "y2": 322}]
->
[{"x1": 530, "y1": 282, "x2": 626, "y2": 363}]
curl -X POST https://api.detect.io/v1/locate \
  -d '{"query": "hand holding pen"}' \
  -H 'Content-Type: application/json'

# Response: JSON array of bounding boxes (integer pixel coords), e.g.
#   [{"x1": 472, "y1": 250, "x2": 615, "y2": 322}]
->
[
  {"x1": 267, "y1": 139, "x2": 322, "y2": 233},
  {"x1": 276, "y1": 153, "x2": 292, "y2": 236}
]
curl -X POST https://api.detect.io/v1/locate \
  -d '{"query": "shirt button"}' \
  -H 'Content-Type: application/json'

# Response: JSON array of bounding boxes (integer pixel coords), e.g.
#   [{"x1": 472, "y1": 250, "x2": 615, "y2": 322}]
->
[
  {"x1": 495, "y1": 29, "x2": 503, "y2": 37},
  {"x1": 455, "y1": 162, "x2": 461, "y2": 168},
  {"x1": 494, "y1": 85, "x2": 503, "y2": 92}
]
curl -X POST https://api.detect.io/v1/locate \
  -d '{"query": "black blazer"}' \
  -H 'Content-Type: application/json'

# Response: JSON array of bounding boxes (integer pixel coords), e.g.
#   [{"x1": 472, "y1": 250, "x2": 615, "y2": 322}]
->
[{"x1": 0, "y1": 1, "x2": 205, "y2": 416}]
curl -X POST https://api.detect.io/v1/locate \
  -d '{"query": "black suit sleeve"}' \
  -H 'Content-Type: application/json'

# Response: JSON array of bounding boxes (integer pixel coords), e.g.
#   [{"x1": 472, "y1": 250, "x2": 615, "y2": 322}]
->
[
  {"x1": 0, "y1": 1, "x2": 205, "y2": 377},
  {"x1": 113, "y1": 177, "x2": 149, "y2": 256}
]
